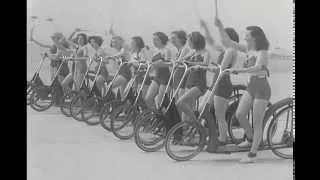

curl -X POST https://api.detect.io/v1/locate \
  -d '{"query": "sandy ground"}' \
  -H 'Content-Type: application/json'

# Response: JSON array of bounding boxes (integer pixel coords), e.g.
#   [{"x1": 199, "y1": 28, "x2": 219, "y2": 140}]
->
[
  {"x1": 27, "y1": 107, "x2": 293, "y2": 180},
  {"x1": 27, "y1": 44, "x2": 293, "y2": 180}
]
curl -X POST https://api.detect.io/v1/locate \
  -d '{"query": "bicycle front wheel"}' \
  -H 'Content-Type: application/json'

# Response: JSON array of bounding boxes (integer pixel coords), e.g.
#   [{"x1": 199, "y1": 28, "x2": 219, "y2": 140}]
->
[
  {"x1": 267, "y1": 105, "x2": 294, "y2": 159},
  {"x1": 110, "y1": 102, "x2": 136, "y2": 140},
  {"x1": 165, "y1": 121, "x2": 206, "y2": 161}
]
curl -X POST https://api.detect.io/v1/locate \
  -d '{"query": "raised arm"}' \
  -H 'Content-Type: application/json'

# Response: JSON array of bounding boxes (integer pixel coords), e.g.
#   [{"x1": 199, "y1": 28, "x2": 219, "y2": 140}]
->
[
  {"x1": 30, "y1": 27, "x2": 52, "y2": 49},
  {"x1": 200, "y1": 19, "x2": 224, "y2": 52},
  {"x1": 214, "y1": 17, "x2": 247, "y2": 53}
]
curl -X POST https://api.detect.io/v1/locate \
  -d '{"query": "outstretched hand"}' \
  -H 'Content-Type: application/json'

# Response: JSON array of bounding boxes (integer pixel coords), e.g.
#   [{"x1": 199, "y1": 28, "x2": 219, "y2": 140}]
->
[
  {"x1": 214, "y1": 17, "x2": 223, "y2": 28},
  {"x1": 200, "y1": 19, "x2": 208, "y2": 29}
]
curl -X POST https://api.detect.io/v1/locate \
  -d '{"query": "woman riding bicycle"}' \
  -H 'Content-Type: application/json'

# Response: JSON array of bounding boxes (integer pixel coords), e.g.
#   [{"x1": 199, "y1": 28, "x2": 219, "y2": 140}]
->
[
  {"x1": 169, "y1": 30, "x2": 192, "y2": 98},
  {"x1": 144, "y1": 32, "x2": 173, "y2": 111},
  {"x1": 108, "y1": 36, "x2": 133, "y2": 99},
  {"x1": 200, "y1": 20, "x2": 240, "y2": 148},
  {"x1": 215, "y1": 17, "x2": 271, "y2": 163},
  {"x1": 129, "y1": 36, "x2": 151, "y2": 98},
  {"x1": 88, "y1": 36, "x2": 111, "y2": 97},
  {"x1": 176, "y1": 32, "x2": 210, "y2": 126},
  {"x1": 61, "y1": 30, "x2": 89, "y2": 92}
]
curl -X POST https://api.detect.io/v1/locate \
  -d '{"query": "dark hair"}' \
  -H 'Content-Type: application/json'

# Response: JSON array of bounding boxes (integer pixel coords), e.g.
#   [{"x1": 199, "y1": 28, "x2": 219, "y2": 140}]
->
[
  {"x1": 188, "y1": 32, "x2": 206, "y2": 50},
  {"x1": 171, "y1": 30, "x2": 187, "y2": 45},
  {"x1": 76, "y1": 33, "x2": 88, "y2": 45},
  {"x1": 88, "y1": 36, "x2": 103, "y2": 47},
  {"x1": 246, "y1": 26, "x2": 269, "y2": 51},
  {"x1": 132, "y1": 36, "x2": 145, "y2": 51},
  {"x1": 153, "y1": 32, "x2": 169, "y2": 45},
  {"x1": 225, "y1": 28, "x2": 239, "y2": 43}
]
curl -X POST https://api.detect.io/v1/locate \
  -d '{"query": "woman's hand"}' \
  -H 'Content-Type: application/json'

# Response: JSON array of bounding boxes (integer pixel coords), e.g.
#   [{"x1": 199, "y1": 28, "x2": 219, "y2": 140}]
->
[
  {"x1": 200, "y1": 19, "x2": 208, "y2": 30},
  {"x1": 214, "y1": 17, "x2": 223, "y2": 28}
]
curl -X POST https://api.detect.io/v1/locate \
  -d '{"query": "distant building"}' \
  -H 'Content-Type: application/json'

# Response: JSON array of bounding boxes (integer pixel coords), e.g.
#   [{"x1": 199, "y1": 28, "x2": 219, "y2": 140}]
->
[{"x1": 270, "y1": 48, "x2": 293, "y2": 60}]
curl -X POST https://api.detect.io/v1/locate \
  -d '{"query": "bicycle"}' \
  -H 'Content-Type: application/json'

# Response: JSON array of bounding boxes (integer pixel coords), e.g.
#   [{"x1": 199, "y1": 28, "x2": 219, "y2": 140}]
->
[
  {"x1": 108, "y1": 61, "x2": 154, "y2": 139},
  {"x1": 134, "y1": 62, "x2": 247, "y2": 153},
  {"x1": 164, "y1": 63, "x2": 294, "y2": 161},
  {"x1": 29, "y1": 55, "x2": 71, "y2": 112},
  {"x1": 99, "y1": 61, "x2": 149, "y2": 132},
  {"x1": 27, "y1": 52, "x2": 47, "y2": 106}
]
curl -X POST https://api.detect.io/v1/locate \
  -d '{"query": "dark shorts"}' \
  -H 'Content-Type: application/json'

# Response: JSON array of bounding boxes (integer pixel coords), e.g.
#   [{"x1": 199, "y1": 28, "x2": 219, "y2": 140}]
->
[
  {"x1": 154, "y1": 67, "x2": 170, "y2": 85},
  {"x1": 214, "y1": 74, "x2": 233, "y2": 99},
  {"x1": 184, "y1": 70, "x2": 207, "y2": 94},
  {"x1": 98, "y1": 66, "x2": 109, "y2": 80},
  {"x1": 172, "y1": 68, "x2": 186, "y2": 89},
  {"x1": 136, "y1": 70, "x2": 152, "y2": 86},
  {"x1": 118, "y1": 63, "x2": 132, "y2": 81},
  {"x1": 247, "y1": 76, "x2": 271, "y2": 100}
]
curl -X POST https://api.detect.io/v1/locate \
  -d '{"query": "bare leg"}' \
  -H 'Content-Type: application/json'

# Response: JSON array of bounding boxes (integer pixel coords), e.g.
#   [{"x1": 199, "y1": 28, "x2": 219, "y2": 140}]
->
[
  {"x1": 214, "y1": 95, "x2": 229, "y2": 142},
  {"x1": 250, "y1": 99, "x2": 269, "y2": 153},
  {"x1": 176, "y1": 87, "x2": 202, "y2": 122},
  {"x1": 155, "y1": 84, "x2": 167, "y2": 109},
  {"x1": 61, "y1": 73, "x2": 73, "y2": 92},
  {"x1": 111, "y1": 75, "x2": 128, "y2": 99},
  {"x1": 144, "y1": 80, "x2": 159, "y2": 111},
  {"x1": 235, "y1": 91, "x2": 253, "y2": 140},
  {"x1": 96, "y1": 75, "x2": 106, "y2": 97}
]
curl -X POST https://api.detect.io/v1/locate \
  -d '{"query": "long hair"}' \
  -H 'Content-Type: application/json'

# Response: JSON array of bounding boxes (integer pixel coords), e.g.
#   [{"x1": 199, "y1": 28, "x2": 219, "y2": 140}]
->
[{"x1": 246, "y1": 26, "x2": 269, "y2": 51}]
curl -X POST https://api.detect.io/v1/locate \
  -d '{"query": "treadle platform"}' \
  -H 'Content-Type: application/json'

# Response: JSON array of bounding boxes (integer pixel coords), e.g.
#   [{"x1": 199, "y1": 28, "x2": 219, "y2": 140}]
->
[{"x1": 215, "y1": 145, "x2": 250, "y2": 153}]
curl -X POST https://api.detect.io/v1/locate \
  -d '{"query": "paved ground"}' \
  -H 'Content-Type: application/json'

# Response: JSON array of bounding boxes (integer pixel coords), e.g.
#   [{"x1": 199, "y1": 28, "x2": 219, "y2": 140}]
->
[{"x1": 27, "y1": 106, "x2": 293, "y2": 180}]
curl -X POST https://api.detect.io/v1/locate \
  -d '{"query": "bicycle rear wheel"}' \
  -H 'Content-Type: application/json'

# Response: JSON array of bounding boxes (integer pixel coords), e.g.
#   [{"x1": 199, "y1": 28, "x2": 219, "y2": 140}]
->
[
  {"x1": 70, "y1": 94, "x2": 86, "y2": 122},
  {"x1": 134, "y1": 112, "x2": 167, "y2": 152},
  {"x1": 27, "y1": 81, "x2": 33, "y2": 106},
  {"x1": 60, "y1": 91, "x2": 78, "y2": 117},
  {"x1": 83, "y1": 96, "x2": 102, "y2": 126},
  {"x1": 267, "y1": 105, "x2": 294, "y2": 159},
  {"x1": 100, "y1": 100, "x2": 122, "y2": 132},
  {"x1": 165, "y1": 121, "x2": 206, "y2": 161},
  {"x1": 110, "y1": 102, "x2": 136, "y2": 140},
  {"x1": 30, "y1": 88, "x2": 54, "y2": 112}
]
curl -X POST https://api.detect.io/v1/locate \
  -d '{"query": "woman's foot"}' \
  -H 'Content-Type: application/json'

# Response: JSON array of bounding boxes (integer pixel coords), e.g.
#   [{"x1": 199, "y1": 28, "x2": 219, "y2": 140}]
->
[
  {"x1": 237, "y1": 138, "x2": 253, "y2": 148},
  {"x1": 239, "y1": 152, "x2": 257, "y2": 163}
]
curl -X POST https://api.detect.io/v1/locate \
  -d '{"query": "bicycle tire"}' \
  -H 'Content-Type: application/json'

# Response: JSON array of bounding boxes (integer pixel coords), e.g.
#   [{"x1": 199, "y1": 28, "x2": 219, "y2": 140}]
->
[
  {"x1": 165, "y1": 121, "x2": 206, "y2": 161},
  {"x1": 267, "y1": 105, "x2": 294, "y2": 159},
  {"x1": 60, "y1": 91, "x2": 78, "y2": 117}
]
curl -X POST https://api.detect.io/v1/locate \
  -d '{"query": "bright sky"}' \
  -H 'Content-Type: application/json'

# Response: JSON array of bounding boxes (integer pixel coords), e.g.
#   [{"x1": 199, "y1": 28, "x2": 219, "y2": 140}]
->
[{"x1": 27, "y1": 0, "x2": 294, "y2": 52}]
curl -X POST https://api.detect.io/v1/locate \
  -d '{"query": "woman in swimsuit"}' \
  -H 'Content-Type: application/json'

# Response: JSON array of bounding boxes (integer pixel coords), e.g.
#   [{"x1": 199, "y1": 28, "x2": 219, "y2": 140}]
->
[
  {"x1": 215, "y1": 17, "x2": 271, "y2": 163},
  {"x1": 176, "y1": 32, "x2": 210, "y2": 123},
  {"x1": 61, "y1": 32, "x2": 89, "y2": 92},
  {"x1": 200, "y1": 20, "x2": 240, "y2": 147},
  {"x1": 30, "y1": 29, "x2": 72, "y2": 82},
  {"x1": 129, "y1": 36, "x2": 151, "y2": 98},
  {"x1": 108, "y1": 36, "x2": 133, "y2": 99},
  {"x1": 144, "y1": 32, "x2": 173, "y2": 110},
  {"x1": 169, "y1": 30, "x2": 192, "y2": 98},
  {"x1": 88, "y1": 36, "x2": 111, "y2": 97}
]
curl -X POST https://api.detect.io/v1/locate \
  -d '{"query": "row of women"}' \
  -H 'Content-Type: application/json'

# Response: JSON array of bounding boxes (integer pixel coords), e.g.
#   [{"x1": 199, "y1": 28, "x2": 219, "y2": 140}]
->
[{"x1": 30, "y1": 16, "x2": 271, "y2": 163}]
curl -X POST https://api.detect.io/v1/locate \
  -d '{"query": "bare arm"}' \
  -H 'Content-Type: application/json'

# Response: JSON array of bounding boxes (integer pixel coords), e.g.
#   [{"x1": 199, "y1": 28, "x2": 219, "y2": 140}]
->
[
  {"x1": 215, "y1": 17, "x2": 247, "y2": 53},
  {"x1": 200, "y1": 19, "x2": 224, "y2": 52},
  {"x1": 232, "y1": 51, "x2": 268, "y2": 73}
]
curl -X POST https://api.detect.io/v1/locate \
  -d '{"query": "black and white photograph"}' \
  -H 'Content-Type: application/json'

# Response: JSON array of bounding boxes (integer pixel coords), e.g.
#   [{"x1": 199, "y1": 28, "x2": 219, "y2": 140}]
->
[{"x1": 27, "y1": 0, "x2": 294, "y2": 179}]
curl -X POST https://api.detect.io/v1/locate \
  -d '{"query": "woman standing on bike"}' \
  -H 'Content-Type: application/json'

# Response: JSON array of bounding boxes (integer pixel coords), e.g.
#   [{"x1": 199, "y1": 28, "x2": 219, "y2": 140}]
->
[
  {"x1": 144, "y1": 32, "x2": 173, "y2": 111},
  {"x1": 200, "y1": 20, "x2": 240, "y2": 147},
  {"x1": 88, "y1": 36, "x2": 111, "y2": 97},
  {"x1": 170, "y1": 30, "x2": 192, "y2": 97},
  {"x1": 176, "y1": 32, "x2": 210, "y2": 124},
  {"x1": 215, "y1": 17, "x2": 271, "y2": 163}
]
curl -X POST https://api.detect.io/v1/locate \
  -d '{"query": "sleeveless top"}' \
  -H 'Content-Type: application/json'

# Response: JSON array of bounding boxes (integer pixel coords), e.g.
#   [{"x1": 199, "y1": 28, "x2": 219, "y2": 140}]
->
[
  {"x1": 244, "y1": 52, "x2": 270, "y2": 77},
  {"x1": 75, "y1": 45, "x2": 88, "y2": 73},
  {"x1": 185, "y1": 52, "x2": 207, "y2": 85}
]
